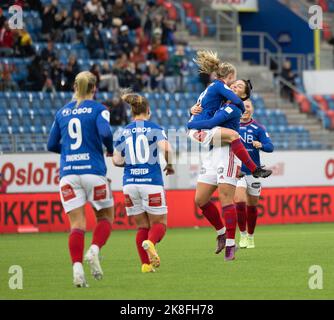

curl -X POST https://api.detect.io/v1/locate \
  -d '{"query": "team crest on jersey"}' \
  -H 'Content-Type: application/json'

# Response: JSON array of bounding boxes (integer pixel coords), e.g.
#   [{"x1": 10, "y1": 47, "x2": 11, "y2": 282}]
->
[{"x1": 62, "y1": 108, "x2": 72, "y2": 117}]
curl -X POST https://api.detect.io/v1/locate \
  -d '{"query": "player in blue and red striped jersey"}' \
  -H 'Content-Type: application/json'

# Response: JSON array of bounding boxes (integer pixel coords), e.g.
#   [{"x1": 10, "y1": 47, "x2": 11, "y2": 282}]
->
[
  {"x1": 234, "y1": 100, "x2": 274, "y2": 249},
  {"x1": 112, "y1": 93, "x2": 174, "y2": 273},
  {"x1": 47, "y1": 71, "x2": 114, "y2": 288}
]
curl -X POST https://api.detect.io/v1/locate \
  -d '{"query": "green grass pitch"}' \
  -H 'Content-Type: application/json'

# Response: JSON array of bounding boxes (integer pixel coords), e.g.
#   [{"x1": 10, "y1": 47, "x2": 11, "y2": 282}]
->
[{"x1": 0, "y1": 223, "x2": 333, "y2": 300}]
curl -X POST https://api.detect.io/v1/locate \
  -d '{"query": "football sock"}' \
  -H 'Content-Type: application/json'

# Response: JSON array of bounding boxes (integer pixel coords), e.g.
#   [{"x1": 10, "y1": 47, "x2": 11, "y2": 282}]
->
[
  {"x1": 92, "y1": 218, "x2": 112, "y2": 250},
  {"x1": 236, "y1": 202, "x2": 247, "y2": 233},
  {"x1": 200, "y1": 201, "x2": 225, "y2": 232},
  {"x1": 69, "y1": 228, "x2": 85, "y2": 264},
  {"x1": 148, "y1": 223, "x2": 166, "y2": 244},
  {"x1": 223, "y1": 204, "x2": 237, "y2": 246},
  {"x1": 136, "y1": 228, "x2": 150, "y2": 265},
  {"x1": 247, "y1": 205, "x2": 258, "y2": 235},
  {"x1": 231, "y1": 139, "x2": 257, "y2": 173}
]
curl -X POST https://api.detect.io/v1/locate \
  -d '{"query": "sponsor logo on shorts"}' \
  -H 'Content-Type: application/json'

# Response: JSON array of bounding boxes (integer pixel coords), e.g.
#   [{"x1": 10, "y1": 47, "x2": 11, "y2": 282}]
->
[
  {"x1": 148, "y1": 193, "x2": 162, "y2": 207},
  {"x1": 193, "y1": 130, "x2": 207, "y2": 142},
  {"x1": 251, "y1": 182, "x2": 261, "y2": 189},
  {"x1": 94, "y1": 184, "x2": 107, "y2": 201},
  {"x1": 124, "y1": 194, "x2": 134, "y2": 207},
  {"x1": 200, "y1": 167, "x2": 206, "y2": 175},
  {"x1": 61, "y1": 184, "x2": 76, "y2": 202},
  {"x1": 217, "y1": 167, "x2": 224, "y2": 174}
]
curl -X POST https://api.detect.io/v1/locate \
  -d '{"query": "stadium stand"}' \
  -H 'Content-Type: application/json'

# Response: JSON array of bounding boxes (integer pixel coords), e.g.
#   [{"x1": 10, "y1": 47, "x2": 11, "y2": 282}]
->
[{"x1": 0, "y1": 0, "x2": 331, "y2": 152}]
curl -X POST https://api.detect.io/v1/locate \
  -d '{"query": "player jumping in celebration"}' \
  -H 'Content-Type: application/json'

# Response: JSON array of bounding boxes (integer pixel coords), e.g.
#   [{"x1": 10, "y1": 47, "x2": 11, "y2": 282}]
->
[
  {"x1": 47, "y1": 71, "x2": 114, "y2": 287},
  {"x1": 235, "y1": 100, "x2": 274, "y2": 249},
  {"x1": 188, "y1": 80, "x2": 254, "y2": 261},
  {"x1": 188, "y1": 50, "x2": 272, "y2": 179},
  {"x1": 113, "y1": 93, "x2": 174, "y2": 273}
]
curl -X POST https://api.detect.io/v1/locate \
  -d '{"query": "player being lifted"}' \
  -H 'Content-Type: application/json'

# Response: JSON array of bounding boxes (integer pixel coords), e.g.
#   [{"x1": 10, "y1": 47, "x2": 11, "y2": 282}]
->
[
  {"x1": 189, "y1": 80, "x2": 254, "y2": 261},
  {"x1": 113, "y1": 93, "x2": 174, "y2": 273},
  {"x1": 47, "y1": 71, "x2": 114, "y2": 287},
  {"x1": 188, "y1": 50, "x2": 272, "y2": 179},
  {"x1": 235, "y1": 100, "x2": 274, "y2": 249}
]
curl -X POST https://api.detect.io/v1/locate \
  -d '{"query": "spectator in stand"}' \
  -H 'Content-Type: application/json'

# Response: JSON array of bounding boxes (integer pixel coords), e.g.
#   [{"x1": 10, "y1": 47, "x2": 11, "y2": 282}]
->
[
  {"x1": 42, "y1": 77, "x2": 57, "y2": 94},
  {"x1": 27, "y1": 54, "x2": 45, "y2": 90},
  {"x1": 111, "y1": 0, "x2": 127, "y2": 22},
  {"x1": 85, "y1": 0, "x2": 105, "y2": 26},
  {"x1": 123, "y1": 0, "x2": 141, "y2": 30},
  {"x1": 147, "y1": 61, "x2": 165, "y2": 92},
  {"x1": 64, "y1": 55, "x2": 80, "y2": 91},
  {"x1": 53, "y1": 9, "x2": 69, "y2": 42},
  {"x1": 90, "y1": 63, "x2": 101, "y2": 88},
  {"x1": 118, "y1": 25, "x2": 134, "y2": 55},
  {"x1": 0, "y1": 62, "x2": 18, "y2": 91},
  {"x1": 105, "y1": 95, "x2": 129, "y2": 126},
  {"x1": 0, "y1": 173, "x2": 8, "y2": 194},
  {"x1": 41, "y1": 0, "x2": 58, "y2": 40},
  {"x1": 41, "y1": 40, "x2": 56, "y2": 63},
  {"x1": 149, "y1": 37, "x2": 169, "y2": 63},
  {"x1": 165, "y1": 45, "x2": 187, "y2": 92},
  {"x1": 0, "y1": 8, "x2": 6, "y2": 29},
  {"x1": 130, "y1": 45, "x2": 146, "y2": 67},
  {"x1": 0, "y1": 21, "x2": 14, "y2": 57},
  {"x1": 100, "y1": 61, "x2": 120, "y2": 92},
  {"x1": 63, "y1": 9, "x2": 84, "y2": 43},
  {"x1": 161, "y1": 20, "x2": 176, "y2": 46},
  {"x1": 50, "y1": 58, "x2": 64, "y2": 90},
  {"x1": 280, "y1": 59, "x2": 296, "y2": 102},
  {"x1": 87, "y1": 28, "x2": 105, "y2": 59},
  {"x1": 16, "y1": 27, "x2": 35, "y2": 57},
  {"x1": 143, "y1": 0, "x2": 167, "y2": 38},
  {"x1": 71, "y1": 0, "x2": 85, "y2": 13}
]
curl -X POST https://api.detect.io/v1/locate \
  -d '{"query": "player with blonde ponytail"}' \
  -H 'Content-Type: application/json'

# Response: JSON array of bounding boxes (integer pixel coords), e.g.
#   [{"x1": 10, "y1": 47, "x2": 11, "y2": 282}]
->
[{"x1": 48, "y1": 71, "x2": 115, "y2": 287}]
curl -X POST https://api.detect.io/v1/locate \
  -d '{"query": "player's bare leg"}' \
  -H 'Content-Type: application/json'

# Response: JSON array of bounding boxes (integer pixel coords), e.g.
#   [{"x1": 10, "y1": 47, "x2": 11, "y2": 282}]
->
[
  {"x1": 195, "y1": 183, "x2": 226, "y2": 254},
  {"x1": 142, "y1": 214, "x2": 167, "y2": 268},
  {"x1": 134, "y1": 213, "x2": 155, "y2": 273},
  {"x1": 85, "y1": 206, "x2": 114, "y2": 280},
  {"x1": 68, "y1": 206, "x2": 88, "y2": 287}
]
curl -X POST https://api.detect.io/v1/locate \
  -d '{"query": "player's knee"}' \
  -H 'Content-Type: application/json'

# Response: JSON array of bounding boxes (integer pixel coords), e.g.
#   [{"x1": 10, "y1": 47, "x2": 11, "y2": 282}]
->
[{"x1": 195, "y1": 196, "x2": 207, "y2": 208}]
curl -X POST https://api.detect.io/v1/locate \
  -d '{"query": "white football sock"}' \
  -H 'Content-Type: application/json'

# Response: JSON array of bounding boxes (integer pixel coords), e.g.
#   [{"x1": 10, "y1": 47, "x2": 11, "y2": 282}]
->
[
  {"x1": 73, "y1": 262, "x2": 84, "y2": 274},
  {"x1": 90, "y1": 244, "x2": 100, "y2": 255},
  {"x1": 240, "y1": 231, "x2": 247, "y2": 236},
  {"x1": 226, "y1": 239, "x2": 235, "y2": 246},
  {"x1": 217, "y1": 227, "x2": 226, "y2": 236}
]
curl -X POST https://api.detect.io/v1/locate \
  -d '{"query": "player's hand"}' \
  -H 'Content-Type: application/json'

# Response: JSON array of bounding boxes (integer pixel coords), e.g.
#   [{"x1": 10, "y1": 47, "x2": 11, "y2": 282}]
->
[
  {"x1": 253, "y1": 141, "x2": 262, "y2": 149},
  {"x1": 190, "y1": 103, "x2": 202, "y2": 115},
  {"x1": 164, "y1": 164, "x2": 175, "y2": 176}
]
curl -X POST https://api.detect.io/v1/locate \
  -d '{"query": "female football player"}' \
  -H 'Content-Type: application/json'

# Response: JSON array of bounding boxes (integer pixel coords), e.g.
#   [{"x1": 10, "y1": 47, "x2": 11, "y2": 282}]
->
[
  {"x1": 189, "y1": 50, "x2": 271, "y2": 179},
  {"x1": 47, "y1": 71, "x2": 114, "y2": 287},
  {"x1": 235, "y1": 100, "x2": 274, "y2": 249},
  {"x1": 188, "y1": 81, "x2": 254, "y2": 261},
  {"x1": 113, "y1": 93, "x2": 174, "y2": 273}
]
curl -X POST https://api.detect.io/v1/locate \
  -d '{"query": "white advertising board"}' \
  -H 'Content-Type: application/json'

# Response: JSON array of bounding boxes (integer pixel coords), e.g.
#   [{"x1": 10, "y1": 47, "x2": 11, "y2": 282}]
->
[{"x1": 1, "y1": 151, "x2": 333, "y2": 193}]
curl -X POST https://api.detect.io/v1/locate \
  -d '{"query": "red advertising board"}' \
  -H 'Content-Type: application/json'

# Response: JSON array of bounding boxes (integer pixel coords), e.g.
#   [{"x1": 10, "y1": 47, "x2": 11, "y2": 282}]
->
[{"x1": 0, "y1": 187, "x2": 333, "y2": 234}]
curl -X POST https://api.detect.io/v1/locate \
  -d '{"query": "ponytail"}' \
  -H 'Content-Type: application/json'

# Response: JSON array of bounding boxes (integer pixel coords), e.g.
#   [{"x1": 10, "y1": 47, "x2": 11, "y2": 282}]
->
[
  {"x1": 73, "y1": 71, "x2": 97, "y2": 107},
  {"x1": 121, "y1": 91, "x2": 149, "y2": 116}
]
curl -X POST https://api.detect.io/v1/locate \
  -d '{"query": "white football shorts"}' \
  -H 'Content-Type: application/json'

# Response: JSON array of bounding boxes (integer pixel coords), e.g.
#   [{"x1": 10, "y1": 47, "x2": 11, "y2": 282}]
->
[
  {"x1": 59, "y1": 174, "x2": 114, "y2": 213},
  {"x1": 236, "y1": 175, "x2": 262, "y2": 197},
  {"x1": 123, "y1": 184, "x2": 167, "y2": 216}
]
